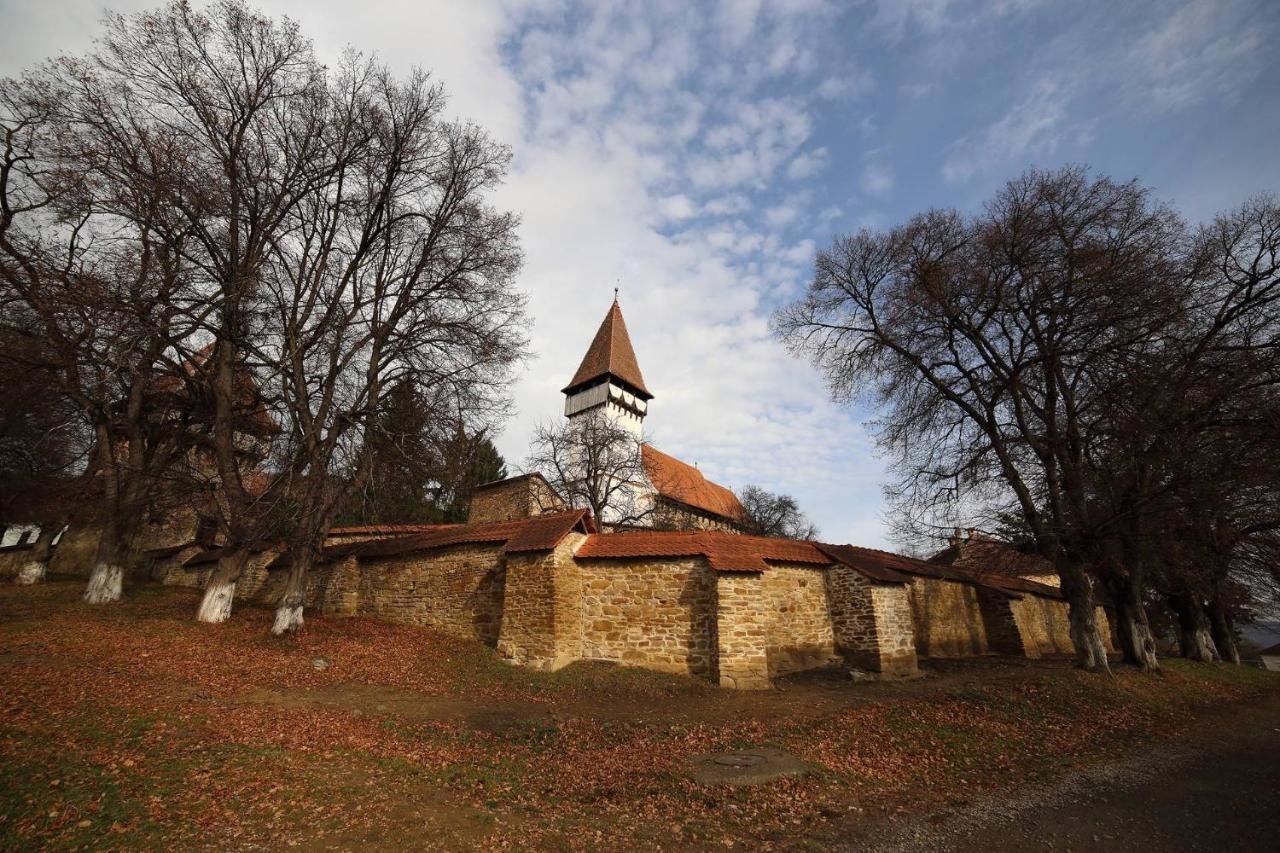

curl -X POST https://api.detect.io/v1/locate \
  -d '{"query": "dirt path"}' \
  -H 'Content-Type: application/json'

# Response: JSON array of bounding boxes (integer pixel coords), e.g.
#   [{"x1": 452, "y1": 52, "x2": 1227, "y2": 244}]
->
[{"x1": 864, "y1": 694, "x2": 1280, "y2": 852}]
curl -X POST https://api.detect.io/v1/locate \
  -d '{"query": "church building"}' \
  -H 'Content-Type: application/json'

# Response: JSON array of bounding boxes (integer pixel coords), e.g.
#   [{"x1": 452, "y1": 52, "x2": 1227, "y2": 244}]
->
[{"x1": 558, "y1": 298, "x2": 747, "y2": 532}]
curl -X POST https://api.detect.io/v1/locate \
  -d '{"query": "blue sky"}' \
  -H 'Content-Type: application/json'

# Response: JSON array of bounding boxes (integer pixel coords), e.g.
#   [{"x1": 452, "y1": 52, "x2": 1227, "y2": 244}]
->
[{"x1": 3, "y1": 0, "x2": 1277, "y2": 549}]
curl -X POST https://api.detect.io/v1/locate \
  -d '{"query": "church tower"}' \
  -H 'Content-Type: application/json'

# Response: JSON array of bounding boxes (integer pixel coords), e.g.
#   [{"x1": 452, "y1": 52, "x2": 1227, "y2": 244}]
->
[{"x1": 562, "y1": 298, "x2": 653, "y2": 436}]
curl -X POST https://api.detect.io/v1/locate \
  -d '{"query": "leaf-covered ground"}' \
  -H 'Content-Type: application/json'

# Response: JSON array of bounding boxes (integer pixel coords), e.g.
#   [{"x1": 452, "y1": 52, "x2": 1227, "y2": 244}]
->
[{"x1": 1, "y1": 581, "x2": 1276, "y2": 850}]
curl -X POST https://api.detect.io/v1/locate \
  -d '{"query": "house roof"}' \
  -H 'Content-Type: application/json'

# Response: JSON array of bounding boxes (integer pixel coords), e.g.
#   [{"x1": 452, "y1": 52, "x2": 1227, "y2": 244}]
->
[
  {"x1": 641, "y1": 445, "x2": 746, "y2": 523},
  {"x1": 271, "y1": 508, "x2": 596, "y2": 567},
  {"x1": 928, "y1": 534, "x2": 1055, "y2": 579},
  {"x1": 1259, "y1": 642, "x2": 1280, "y2": 657},
  {"x1": 561, "y1": 300, "x2": 652, "y2": 400}
]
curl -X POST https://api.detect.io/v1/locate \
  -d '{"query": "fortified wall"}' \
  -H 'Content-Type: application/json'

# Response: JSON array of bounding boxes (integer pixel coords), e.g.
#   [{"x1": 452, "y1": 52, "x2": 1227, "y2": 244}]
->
[{"x1": 144, "y1": 475, "x2": 1088, "y2": 689}]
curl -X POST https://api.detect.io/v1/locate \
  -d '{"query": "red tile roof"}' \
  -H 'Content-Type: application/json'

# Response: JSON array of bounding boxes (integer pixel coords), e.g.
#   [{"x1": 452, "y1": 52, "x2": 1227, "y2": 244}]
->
[
  {"x1": 327, "y1": 524, "x2": 458, "y2": 538},
  {"x1": 274, "y1": 509, "x2": 595, "y2": 567},
  {"x1": 576, "y1": 530, "x2": 834, "y2": 574},
  {"x1": 562, "y1": 300, "x2": 652, "y2": 399},
  {"x1": 505, "y1": 510, "x2": 598, "y2": 552},
  {"x1": 641, "y1": 445, "x2": 746, "y2": 523}
]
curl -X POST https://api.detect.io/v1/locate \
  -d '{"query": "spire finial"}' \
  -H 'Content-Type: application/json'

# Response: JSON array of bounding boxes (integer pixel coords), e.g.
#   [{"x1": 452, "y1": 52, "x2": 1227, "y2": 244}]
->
[{"x1": 613, "y1": 282, "x2": 619, "y2": 303}]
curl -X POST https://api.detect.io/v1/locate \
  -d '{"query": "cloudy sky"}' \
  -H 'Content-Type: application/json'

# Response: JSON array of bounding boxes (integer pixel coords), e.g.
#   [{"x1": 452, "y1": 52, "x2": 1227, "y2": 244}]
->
[{"x1": 3, "y1": 0, "x2": 1277, "y2": 548}]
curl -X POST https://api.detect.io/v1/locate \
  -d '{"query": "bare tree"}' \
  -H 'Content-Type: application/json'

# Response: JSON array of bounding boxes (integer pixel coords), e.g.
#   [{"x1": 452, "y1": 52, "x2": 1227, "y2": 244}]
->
[
  {"x1": 777, "y1": 168, "x2": 1280, "y2": 673},
  {"x1": 256, "y1": 55, "x2": 525, "y2": 633},
  {"x1": 526, "y1": 415, "x2": 650, "y2": 529},
  {"x1": 775, "y1": 168, "x2": 1195, "y2": 672},
  {"x1": 738, "y1": 485, "x2": 818, "y2": 540},
  {"x1": 1, "y1": 53, "x2": 207, "y2": 602}
]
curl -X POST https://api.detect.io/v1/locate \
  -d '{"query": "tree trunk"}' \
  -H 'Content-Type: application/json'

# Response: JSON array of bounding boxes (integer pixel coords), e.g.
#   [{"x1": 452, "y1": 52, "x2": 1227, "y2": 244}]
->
[
  {"x1": 1207, "y1": 597, "x2": 1240, "y2": 665},
  {"x1": 84, "y1": 524, "x2": 127, "y2": 604},
  {"x1": 15, "y1": 526, "x2": 56, "y2": 585},
  {"x1": 1058, "y1": 565, "x2": 1111, "y2": 673},
  {"x1": 1108, "y1": 576, "x2": 1160, "y2": 671},
  {"x1": 272, "y1": 549, "x2": 313, "y2": 635},
  {"x1": 197, "y1": 547, "x2": 251, "y2": 624},
  {"x1": 1170, "y1": 592, "x2": 1219, "y2": 663}
]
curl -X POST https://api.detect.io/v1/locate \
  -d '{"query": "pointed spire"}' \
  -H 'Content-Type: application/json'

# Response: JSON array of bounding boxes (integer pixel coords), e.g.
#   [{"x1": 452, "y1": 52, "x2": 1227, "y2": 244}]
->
[{"x1": 562, "y1": 299, "x2": 653, "y2": 400}]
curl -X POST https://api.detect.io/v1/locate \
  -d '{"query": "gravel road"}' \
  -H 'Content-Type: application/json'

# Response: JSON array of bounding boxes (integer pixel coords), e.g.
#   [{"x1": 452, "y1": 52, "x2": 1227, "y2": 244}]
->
[{"x1": 859, "y1": 694, "x2": 1280, "y2": 853}]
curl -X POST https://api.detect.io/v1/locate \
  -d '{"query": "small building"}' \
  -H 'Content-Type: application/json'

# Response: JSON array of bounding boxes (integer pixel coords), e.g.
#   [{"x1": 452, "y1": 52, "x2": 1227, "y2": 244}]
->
[{"x1": 928, "y1": 529, "x2": 1060, "y2": 587}]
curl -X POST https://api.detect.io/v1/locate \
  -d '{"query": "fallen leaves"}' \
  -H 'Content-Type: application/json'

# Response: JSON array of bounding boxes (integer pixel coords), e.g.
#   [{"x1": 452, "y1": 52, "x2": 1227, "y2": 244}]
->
[{"x1": 0, "y1": 581, "x2": 1277, "y2": 851}]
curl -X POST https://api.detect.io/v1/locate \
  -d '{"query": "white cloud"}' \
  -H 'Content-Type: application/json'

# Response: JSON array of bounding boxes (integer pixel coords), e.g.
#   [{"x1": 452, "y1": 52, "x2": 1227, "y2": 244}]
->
[
  {"x1": 861, "y1": 162, "x2": 895, "y2": 196},
  {"x1": 1130, "y1": 0, "x2": 1268, "y2": 111},
  {"x1": 786, "y1": 147, "x2": 828, "y2": 179},
  {"x1": 816, "y1": 71, "x2": 875, "y2": 100},
  {"x1": 656, "y1": 194, "x2": 699, "y2": 222},
  {"x1": 941, "y1": 77, "x2": 1073, "y2": 184}
]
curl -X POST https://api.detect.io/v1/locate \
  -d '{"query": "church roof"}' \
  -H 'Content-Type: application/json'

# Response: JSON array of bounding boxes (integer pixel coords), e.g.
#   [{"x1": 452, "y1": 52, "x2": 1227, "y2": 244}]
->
[
  {"x1": 562, "y1": 300, "x2": 653, "y2": 400},
  {"x1": 641, "y1": 445, "x2": 746, "y2": 523}
]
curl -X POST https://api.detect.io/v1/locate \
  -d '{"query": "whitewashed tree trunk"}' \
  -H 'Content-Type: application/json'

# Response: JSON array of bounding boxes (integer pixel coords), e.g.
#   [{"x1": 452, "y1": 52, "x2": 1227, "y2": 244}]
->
[
  {"x1": 198, "y1": 577, "x2": 237, "y2": 623},
  {"x1": 196, "y1": 550, "x2": 250, "y2": 624},
  {"x1": 83, "y1": 562, "x2": 123, "y2": 604},
  {"x1": 271, "y1": 602, "x2": 304, "y2": 635},
  {"x1": 271, "y1": 549, "x2": 312, "y2": 636},
  {"x1": 15, "y1": 560, "x2": 47, "y2": 585},
  {"x1": 16, "y1": 527, "x2": 57, "y2": 586}
]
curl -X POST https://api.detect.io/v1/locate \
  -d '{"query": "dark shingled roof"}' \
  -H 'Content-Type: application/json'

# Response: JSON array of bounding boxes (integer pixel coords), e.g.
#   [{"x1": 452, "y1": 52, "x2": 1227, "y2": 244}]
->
[
  {"x1": 561, "y1": 300, "x2": 652, "y2": 399},
  {"x1": 815, "y1": 543, "x2": 1064, "y2": 599},
  {"x1": 183, "y1": 541, "x2": 279, "y2": 567},
  {"x1": 812, "y1": 544, "x2": 916, "y2": 584},
  {"x1": 928, "y1": 535, "x2": 1056, "y2": 579}
]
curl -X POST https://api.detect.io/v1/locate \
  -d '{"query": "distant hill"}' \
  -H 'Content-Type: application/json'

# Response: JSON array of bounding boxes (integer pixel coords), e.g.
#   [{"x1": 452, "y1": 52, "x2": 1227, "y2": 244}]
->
[{"x1": 1241, "y1": 621, "x2": 1280, "y2": 652}]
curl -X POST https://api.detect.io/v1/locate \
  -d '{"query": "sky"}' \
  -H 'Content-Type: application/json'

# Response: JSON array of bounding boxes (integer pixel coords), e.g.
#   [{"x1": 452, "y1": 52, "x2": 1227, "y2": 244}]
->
[{"x1": 2, "y1": 0, "x2": 1277, "y2": 549}]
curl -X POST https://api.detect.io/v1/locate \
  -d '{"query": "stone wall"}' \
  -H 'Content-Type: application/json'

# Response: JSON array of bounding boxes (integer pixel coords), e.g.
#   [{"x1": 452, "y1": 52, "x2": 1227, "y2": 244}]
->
[
  {"x1": 0, "y1": 546, "x2": 33, "y2": 579},
  {"x1": 908, "y1": 577, "x2": 992, "y2": 657},
  {"x1": 975, "y1": 590, "x2": 1030, "y2": 656},
  {"x1": 47, "y1": 527, "x2": 99, "y2": 578},
  {"x1": 762, "y1": 563, "x2": 838, "y2": 677},
  {"x1": 496, "y1": 533, "x2": 584, "y2": 669},
  {"x1": 714, "y1": 572, "x2": 770, "y2": 689},
  {"x1": 468, "y1": 475, "x2": 565, "y2": 524},
  {"x1": 824, "y1": 565, "x2": 918, "y2": 675},
  {"x1": 160, "y1": 547, "x2": 283, "y2": 612},
  {"x1": 300, "y1": 543, "x2": 509, "y2": 645},
  {"x1": 651, "y1": 499, "x2": 742, "y2": 534},
  {"x1": 576, "y1": 556, "x2": 718, "y2": 678},
  {"x1": 1008, "y1": 594, "x2": 1075, "y2": 656}
]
